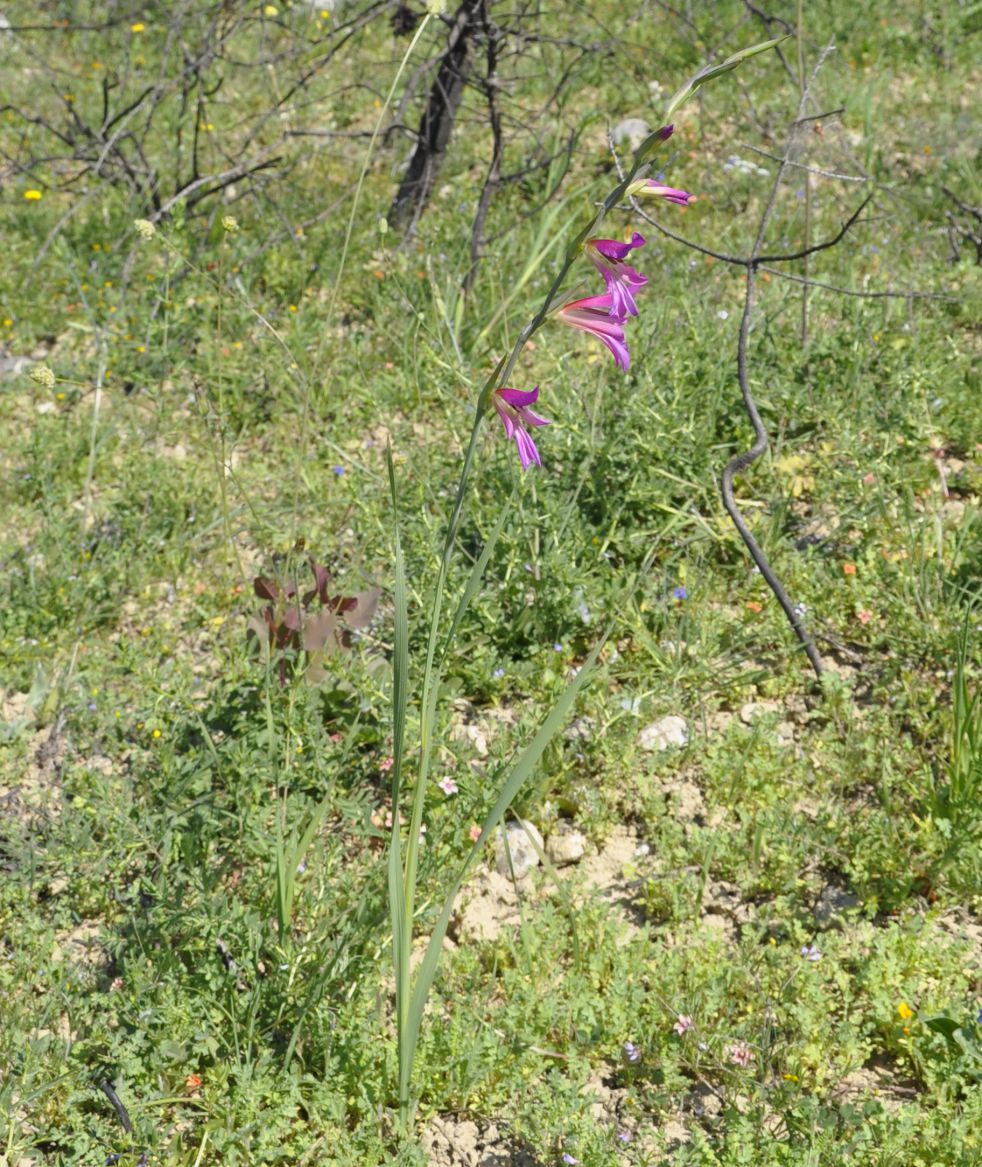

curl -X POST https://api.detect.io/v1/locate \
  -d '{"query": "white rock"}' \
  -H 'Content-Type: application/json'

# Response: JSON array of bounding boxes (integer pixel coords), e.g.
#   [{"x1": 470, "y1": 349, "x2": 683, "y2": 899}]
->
[
  {"x1": 739, "y1": 700, "x2": 780, "y2": 725},
  {"x1": 494, "y1": 818, "x2": 543, "y2": 879},
  {"x1": 612, "y1": 117, "x2": 650, "y2": 152},
  {"x1": 546, "y1": 829, "x2": 586, "y2": 867},
  {"x1": 639, "y1": 715, "x2": 689, "y2": 751}
]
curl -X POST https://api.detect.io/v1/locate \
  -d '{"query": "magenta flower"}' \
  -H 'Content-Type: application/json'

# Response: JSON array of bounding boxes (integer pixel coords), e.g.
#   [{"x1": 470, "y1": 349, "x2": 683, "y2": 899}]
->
[
  {"x1": 626, "y1": 178, "x2": 692, "y2": 206},
  {"x1": 555, "y1": 293, "x2": 630, "y2": 370},
  {"x1": 584, "y1": 232, "x2": 647, "y2": 317},
  {"x1": 492, "y1": 385, "x2": 550, "y2": 470}
]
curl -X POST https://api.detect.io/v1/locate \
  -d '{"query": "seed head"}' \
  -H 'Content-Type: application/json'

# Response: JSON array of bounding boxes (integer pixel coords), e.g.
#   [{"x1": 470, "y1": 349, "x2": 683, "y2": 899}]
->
[{"x1": 29, "y1": 364, "x2": 56, "y2": 389}]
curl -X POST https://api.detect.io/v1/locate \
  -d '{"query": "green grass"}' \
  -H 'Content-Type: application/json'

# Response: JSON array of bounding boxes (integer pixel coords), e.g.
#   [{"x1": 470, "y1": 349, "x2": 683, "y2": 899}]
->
[{"x1": 2, "y1": 2, "x2": 982, "y2": 1164}]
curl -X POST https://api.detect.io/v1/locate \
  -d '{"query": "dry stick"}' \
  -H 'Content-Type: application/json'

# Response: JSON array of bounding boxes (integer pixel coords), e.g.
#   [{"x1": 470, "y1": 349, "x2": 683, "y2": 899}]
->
[
  {"x1": 723, "y1": 48, "x2": 836, "y2": 678},
  {"x1": 635, "y1": 191, "x2": 876, "y2": 678},
  {"x1": 630, "y1": 45, "x2": 876, "y2": 677}
]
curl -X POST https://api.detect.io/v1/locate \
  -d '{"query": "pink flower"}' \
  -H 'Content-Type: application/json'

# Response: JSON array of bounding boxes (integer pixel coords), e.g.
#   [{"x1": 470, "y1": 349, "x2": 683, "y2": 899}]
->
[
  {"x1": 673, "y1": 1014, "x2": 694, "y2": 1036},
  {"x1": 492, "y1": 385, "x2": 551, "y2": 471},
  {"x1": 626, "y1": 178, "x2": 692, "y2": 206},
  {"x1": 727, "y1": 1040, "x2": 754, "y2": 1067},
  {"x1": 555, "y1": 293, "x2": 630, "y2": 370},
  {"x1": 856, "y1": 609, "x2": 873, "y2": 625},
  {"x1": 584, "y1": 232, "x2": 647, "y2": 317},
  {"x1": 379, "y1": 755, "x2": 394, "y2": 772},
  {"x1": 438, "y1": 776, "x2": 459, "y2": 796},
  {"x1": 468, "y1": 823, "x2": 481, "y2": 842}
]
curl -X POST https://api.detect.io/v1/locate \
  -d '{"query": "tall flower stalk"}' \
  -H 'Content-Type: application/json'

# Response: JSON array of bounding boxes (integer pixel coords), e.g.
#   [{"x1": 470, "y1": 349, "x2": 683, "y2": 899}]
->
[{"x1": 385, "y1": 35, "x2": 788, "y2": 1141}]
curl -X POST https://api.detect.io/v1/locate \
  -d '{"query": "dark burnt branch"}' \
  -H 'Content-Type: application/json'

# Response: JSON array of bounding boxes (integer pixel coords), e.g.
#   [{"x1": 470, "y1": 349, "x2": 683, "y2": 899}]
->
[
  {"x1": 463, "y1": 1, "x2": 503, "y2": 293},
  {"x1": 391, "y1": 0, "x2": 483, "y2": 232},
  {"x1": 943, "y1": 187, "x2": 982, "y2": 265}
]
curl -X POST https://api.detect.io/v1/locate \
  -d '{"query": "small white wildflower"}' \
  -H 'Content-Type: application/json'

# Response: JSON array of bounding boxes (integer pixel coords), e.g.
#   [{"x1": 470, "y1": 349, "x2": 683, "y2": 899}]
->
[
  {"x1": 133, "y1": 218, "x2": 155, "y2": 240},
  {"x1": 221, "y1": 215, "x2": 239, "y2": 233}
]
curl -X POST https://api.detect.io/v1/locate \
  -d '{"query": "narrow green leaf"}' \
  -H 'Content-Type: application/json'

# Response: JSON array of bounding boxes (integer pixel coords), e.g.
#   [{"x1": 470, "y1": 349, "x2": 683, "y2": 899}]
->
[
  {"x1": 386, "y1": 448, "x2": 413, "y2": 1129},
  {"x1": 402, "y1": 634, "x2": 607, "y2": 1081},
  {"x1": 442, "y1": 498, "x2": 514, "y2": 656},
  {"x1": 665, "y1": 36, "x2": 789, "y2": 119}
]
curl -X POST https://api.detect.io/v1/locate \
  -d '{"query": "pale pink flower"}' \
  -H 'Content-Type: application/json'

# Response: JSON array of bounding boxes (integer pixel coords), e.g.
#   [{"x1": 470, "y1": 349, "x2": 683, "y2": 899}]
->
[
  {"x1": 727, "y1": 1040, "x2": 754, "y2": 1067},
  {"x1": 626, "y1": 178, "x2": 692, "y2": 206},
  {"x1": 468, "y1": 823, "x2": 482, "y2": 842},
  {"x1": 438, "y1": 776, "x2": 459, "y2": 796},
  {"x1": 673, "y1": 1014, "x2": 694, "y2": 1036}
]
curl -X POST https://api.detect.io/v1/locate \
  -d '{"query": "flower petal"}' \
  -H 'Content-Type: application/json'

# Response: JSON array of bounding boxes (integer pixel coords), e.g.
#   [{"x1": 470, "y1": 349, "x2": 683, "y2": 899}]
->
[{"x1": 497, "y1": 385, "x2": 540, "y2": 408}]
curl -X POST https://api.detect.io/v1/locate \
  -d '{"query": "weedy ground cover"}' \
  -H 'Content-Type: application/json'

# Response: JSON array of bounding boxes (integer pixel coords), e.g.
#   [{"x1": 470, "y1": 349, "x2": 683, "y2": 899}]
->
[{"x1": 1, "y1": 2, "x2": 981, "y2": 1165}]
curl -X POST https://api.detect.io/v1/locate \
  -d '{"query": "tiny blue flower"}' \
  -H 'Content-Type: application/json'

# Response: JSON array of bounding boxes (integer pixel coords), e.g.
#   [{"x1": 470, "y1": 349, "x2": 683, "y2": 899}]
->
[
  {"x1": 562, "y1": 1156, "x2": 579, "y2": 1165},
  {"x1": 623, "y1": 1040, "x2": 641, "y2": 1063},
  {"x1": 672, "y1": 585, "x2": 687, "y2": 600},
  {"x1": 332, "y1": 464, "x2": 345, "y2": 475},
  {"x1": 553, "y1": 642, "x2": 563, "y2": 652},
  {"x1": 493, "y1": 667, "x2": 505, "y2": 678},
  {"x1": 977, "y1": 1006, "x2": 982, "y2": 1024}
]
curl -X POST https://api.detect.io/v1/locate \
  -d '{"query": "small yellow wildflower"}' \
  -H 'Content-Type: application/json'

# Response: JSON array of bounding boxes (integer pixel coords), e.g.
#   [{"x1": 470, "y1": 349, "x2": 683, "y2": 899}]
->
[
  {"x1": 221, "y1": 215, "x2": 239, "y2": 233},
  {"x1": 29, "y1": 364, "x2": 56, "y2": 389},
  {"x1": 897, "y1": 1002, "x2": 914, "y2": 1020},
  {"x1": 131, "y1": 22, "x2": 145, "y2": 32},
  {"x1": 152, "y1": 728, "x2": 162, "y2": 739},
  {"x1": 264, "y1": 4, "x2": 279, "y2": 13},
  {"x1": 23, "y1": 189, "x2": 42, "y2": 200},
  {"x1": 134, "y1": 218, "x2": 155, "y2": 240}
]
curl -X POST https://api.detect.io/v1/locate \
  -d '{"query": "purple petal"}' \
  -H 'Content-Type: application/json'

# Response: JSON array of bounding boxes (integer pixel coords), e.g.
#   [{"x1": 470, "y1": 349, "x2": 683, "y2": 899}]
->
[
  {"x1": 497, "y1": 385, "x2": 540, "y2": 408},
  {"x1": 590, "y1": 231, "x2": 646, "y2": 261},
  {"x1": 514, "y1": 427, "x2": 541, "y2": 470}
]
